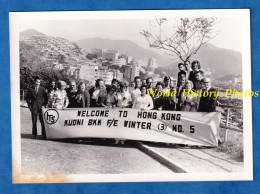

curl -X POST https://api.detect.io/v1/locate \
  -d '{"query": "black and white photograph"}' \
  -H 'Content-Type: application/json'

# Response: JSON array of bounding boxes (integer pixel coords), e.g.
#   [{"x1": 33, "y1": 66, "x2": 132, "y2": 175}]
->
[{"x1": 10, "y1": 10, "x2": 252, "y2": 183}]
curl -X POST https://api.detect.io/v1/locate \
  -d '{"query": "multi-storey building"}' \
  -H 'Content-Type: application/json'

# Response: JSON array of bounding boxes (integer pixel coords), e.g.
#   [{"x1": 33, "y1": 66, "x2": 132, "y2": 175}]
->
[
  {"x1": 113, "y1": 58, "x2": 126, "y2": 67},
  {"x1": 79, "y1": 64, "x2": 96, "y2": 82},
  {"x1": 124, "y1": 64, "x2": 140, "y2": 82},
  {"x1": 91, "y1": 49, "x2": 119, "y2": 61}
]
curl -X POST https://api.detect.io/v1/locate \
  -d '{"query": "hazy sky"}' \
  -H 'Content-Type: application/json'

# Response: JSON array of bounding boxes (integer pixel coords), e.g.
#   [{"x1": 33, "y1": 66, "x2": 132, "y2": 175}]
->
[{"x1": 20, "y1": 18, "x2": 242, "y2": 53}]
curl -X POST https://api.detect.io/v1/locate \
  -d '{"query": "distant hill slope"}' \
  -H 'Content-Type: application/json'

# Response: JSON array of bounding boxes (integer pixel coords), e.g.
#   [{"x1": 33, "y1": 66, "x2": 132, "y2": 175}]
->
[
  {"x1": 76, "y1": 37, "x2": 242, "y2": 77},
  {"x1": 76, "y1": 37, "x2": 172, "y2": 66},
  {"x1": 19, "y1": 30, "x2": 86, "y2": 71},
  {"x1": 20, "y1": 29, "x2": 46, "y2": 39},
  {"x1": 188, "y1": 43, "x2": 242, "y2": 77},
  {"x1": 19, "y1": 29, "x2": 242, "y2": 77}
]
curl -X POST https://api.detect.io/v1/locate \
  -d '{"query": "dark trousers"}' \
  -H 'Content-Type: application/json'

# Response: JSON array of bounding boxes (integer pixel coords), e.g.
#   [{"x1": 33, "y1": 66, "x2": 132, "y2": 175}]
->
[{"x1": 31, "y1": 108, "x2": 46, "y2": 138}]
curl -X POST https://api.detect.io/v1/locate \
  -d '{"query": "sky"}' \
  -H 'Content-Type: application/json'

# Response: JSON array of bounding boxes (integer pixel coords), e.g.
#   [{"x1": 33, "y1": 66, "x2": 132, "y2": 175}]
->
[{"x1": 19, "y1": 18, "x2": 242, "y2": 53}]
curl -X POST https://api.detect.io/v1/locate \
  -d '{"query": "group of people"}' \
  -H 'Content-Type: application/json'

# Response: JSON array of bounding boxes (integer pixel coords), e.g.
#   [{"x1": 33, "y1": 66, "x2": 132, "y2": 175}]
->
[{"x1": 25, "y1": 60, "x2": 217, "y2": 139}]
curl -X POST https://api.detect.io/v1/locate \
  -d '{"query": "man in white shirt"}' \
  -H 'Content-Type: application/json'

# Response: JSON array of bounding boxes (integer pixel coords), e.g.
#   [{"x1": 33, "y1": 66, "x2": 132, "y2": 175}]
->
[{"x1": 130, "y1": 76, "x2": 142, "y2": 102}]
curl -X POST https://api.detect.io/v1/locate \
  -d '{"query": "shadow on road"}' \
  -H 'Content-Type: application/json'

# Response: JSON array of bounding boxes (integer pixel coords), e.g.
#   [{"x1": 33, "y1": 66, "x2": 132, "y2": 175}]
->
[
  {"x1": 21, "y1": 133, "x2": 46, "y2": 140},
  {"x1": 21, "y1": 133, "x2": 135, "y2": 148}
]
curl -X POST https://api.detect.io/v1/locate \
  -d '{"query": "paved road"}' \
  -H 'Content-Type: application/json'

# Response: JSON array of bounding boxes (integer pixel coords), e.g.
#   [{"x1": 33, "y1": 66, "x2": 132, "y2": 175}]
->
[{"x1": 20, "y1": 107, "x2": 172, "y2": 174}]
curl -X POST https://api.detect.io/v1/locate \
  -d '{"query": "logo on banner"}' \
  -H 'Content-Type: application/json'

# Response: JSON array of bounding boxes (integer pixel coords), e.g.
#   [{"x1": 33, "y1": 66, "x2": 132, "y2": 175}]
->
[{"x1": 44, "y1": 109, "x2": 59, "y2": 124}]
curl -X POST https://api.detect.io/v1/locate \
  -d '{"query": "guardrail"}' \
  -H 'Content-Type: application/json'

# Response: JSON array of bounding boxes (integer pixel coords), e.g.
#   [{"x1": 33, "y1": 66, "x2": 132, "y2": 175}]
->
[{"x1": 217, "y1": 104, "x2": 243, "y2": 142}]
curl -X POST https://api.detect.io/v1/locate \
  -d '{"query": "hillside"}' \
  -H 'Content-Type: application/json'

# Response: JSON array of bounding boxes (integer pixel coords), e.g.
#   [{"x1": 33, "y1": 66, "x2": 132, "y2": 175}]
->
[
  {"x1": 76, "y1": 38, "x2": 242, "y2": 77},
  {"x1": 20, "y1": 33, "x2": 86, "y2": 71},
  {"x1": 76, "y1": 38, "x2": 172, "y2": 66},
  {"x1": 20, "y1": 29, "x2": 46, "y2": 40},
  {"x1": 189, "y1": 43, "x2": 242, "y2": 76},
  {"x1": 19, "y1": 29, "x2": 243, "y2": 78}
]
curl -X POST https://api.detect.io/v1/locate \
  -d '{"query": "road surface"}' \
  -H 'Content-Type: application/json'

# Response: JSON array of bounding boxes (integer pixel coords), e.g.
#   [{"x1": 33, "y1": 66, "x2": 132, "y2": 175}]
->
[{"x1": 20, "y1": 107, "x2": 172, "y2": 174}]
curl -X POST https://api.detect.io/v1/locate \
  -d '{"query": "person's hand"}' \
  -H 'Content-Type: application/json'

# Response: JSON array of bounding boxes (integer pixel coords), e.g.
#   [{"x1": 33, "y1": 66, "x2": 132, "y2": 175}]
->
[
  {"x1": 158, "y1": 107, "x2": 162, "y2": 111},
  {"x1": 62, "y1": 106, "x2": 66, "y2": 110},
  {"x1": 140, "y1": 108, "x2": 145, "y2": 111}
]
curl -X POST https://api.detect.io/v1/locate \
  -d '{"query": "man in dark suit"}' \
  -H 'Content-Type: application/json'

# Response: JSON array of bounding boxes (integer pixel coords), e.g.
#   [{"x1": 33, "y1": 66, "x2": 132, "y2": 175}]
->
[
  {"x1": 26, "y1": 76, "x2": 47, "y2": 139},
  {"x1": 198, "y1": 78, "x2": 217, "y2": 112}
]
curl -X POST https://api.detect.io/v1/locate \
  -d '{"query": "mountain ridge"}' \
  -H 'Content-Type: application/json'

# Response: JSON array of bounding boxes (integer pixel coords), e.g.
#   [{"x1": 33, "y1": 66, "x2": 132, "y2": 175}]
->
[{"x1": 19, "y1": 29, "x2": 243, "y2": 77}]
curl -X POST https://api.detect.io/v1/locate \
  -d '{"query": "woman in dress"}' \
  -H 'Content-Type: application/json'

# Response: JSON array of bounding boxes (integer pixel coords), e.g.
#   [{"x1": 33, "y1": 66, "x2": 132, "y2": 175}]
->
[
  {"x1": 133, "y1": 85, "x2": 154, "y2": 110},
  {"x1": 75, "y1": 81, "x2": 90, "y2": 108},
  {"x1": 179, "y1": 80, "x2": 199, "y2": 112},
  {"x1": 100, "y1": 85, "x2": 118, "y2": 108},
  {"x1": 153, "y1": 82, "x2": 164, "y2": 110},
  {"x1": 52, "y1": 80, "x2": 69, "y2": 109},
  {"x1": 117, "y1": 81, "x2": 132, "y2": 108}
]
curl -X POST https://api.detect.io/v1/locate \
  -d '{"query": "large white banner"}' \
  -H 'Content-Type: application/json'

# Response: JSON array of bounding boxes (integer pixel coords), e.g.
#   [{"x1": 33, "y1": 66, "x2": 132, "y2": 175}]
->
[{"x1": 42, "y1": 108, "x2": 220, "y2": 147}]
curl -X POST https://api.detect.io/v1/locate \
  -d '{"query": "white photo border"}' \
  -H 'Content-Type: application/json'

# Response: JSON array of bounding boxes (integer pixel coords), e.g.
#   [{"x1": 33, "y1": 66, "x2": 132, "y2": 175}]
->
[{"x1": 10, "y1": 9, "x2": 252, "y2": 183}]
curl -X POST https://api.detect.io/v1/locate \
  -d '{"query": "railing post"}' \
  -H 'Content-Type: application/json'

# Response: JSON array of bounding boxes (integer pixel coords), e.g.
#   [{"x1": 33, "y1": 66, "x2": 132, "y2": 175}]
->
[{"x1": 224, "y1": 108, "x2": 230, "y2": 142}]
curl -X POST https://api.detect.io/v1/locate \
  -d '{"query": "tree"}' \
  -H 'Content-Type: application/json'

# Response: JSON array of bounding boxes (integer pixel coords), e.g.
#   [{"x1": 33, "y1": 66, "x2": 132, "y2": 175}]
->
[{"x1": 141, "y1": 18, "x2": 218, "y2": 63}]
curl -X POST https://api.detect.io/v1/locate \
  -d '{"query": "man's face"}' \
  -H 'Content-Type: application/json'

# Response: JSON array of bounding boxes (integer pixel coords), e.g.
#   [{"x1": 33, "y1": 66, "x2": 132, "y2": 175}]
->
[
  {"x1": 170, "y1": 80, "x2": 174, "y2": 87},
  {"x1": 185, "y1": 62, "x2": 190, "y2": 70},
  {"x1": 51, "y1": 81, "x2": 56, "y2": 88},
  {"x1": 35, "y1": 79, "x2": 41, "y2": 87},
  {"x1": 135, "y1": 79, "x2": 142, "y2": 88},
  {"x1": 121, "y1": 86, "x2": 128, "y2": 93},
  {"x1": 204, "y1": 82, "x2": 211, "y2": 90},
  {"x1": 186, "y1": 83, "x2": 192, "y2": 90},
  {"x1": 70, "y1": 82, "x2": 76, "y2": 90},
  {"x1": 195, "y1": 73, "x2": 202, "y2": 81},
  {"x1": 156, "y1": 85, "x2": 163, "y2": 92},
  {"x1": 112, "y1": 81, "x2": 119, "y2": 87},
  {"x1": 99, "y1": 81, "x2": 105, "y2": 88},
  {"x1": 141, "y1": 87, "x2": 146, "y2": 95},
  {"x1": 80, "y1": 84, "x2": 85, "y2": 91},
  {"x1": 147, "y1": 78, "x2": 153, "y2": 87},
  {"x1": 180, "y1": 77, "x2": 186, "y2": 85},
  {"x1": 179, "y1": 65, "x2": 185, "y2": 71},
  {"x1": 164, "y1": 80, "x2": 171, "y2": 87},
  {"x1": 110, "y1": 87, "x2": 116, "y2": 95}
]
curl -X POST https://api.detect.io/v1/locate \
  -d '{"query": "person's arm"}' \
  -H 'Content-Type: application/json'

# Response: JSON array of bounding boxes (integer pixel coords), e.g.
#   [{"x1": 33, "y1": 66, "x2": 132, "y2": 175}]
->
[
  {"x1": 64, "y1": 92, "x2": 69, "y2": 108},
  {"x1": 43, "y1": 87, "x2": 48, "y2": 107},
  {"x1": 113, "y1": 94, "x2": 118, "y2": 107},
  {"x1": 132, "y1": 98, "x2": 137, "y2": 109},
  {"x1": 100, "y1": 95, "x2": 107, "y2": 107},
  {"x1": 145, "y1": 96, "x2": 154, "y2": 110},
  {"x1": 85, "y1": 91, "x2": 90, "y2": 108},
  {"x1": 25, "y1": 88, "x2": 32, "y2": 111},
  {"x1": 179, "y1": 94, "x2": 186, "y2": 108},
  {"x1": 209, "y1": 95, "x2": 217, "y2": 112}
]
